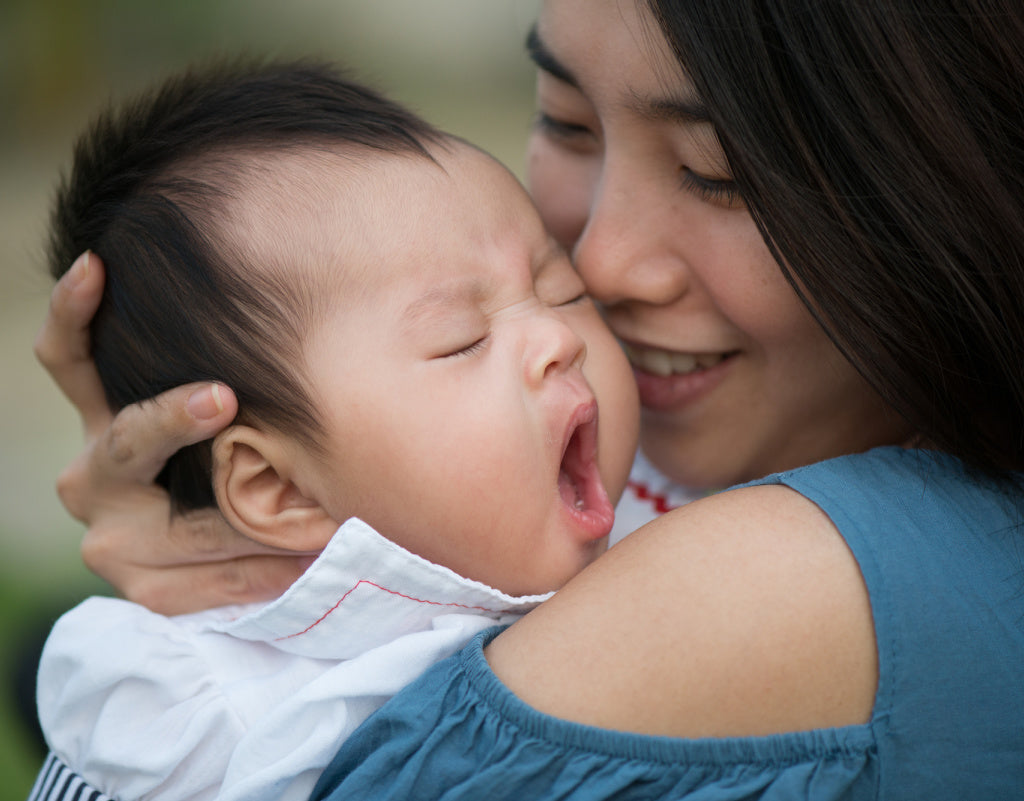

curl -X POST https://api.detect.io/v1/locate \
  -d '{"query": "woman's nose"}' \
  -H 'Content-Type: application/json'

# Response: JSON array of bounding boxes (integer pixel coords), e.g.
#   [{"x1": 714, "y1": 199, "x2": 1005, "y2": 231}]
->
[
  {"x1": 526, "y1": 312, "x2": 587, "y2": 388},
  {"x1": 572, "y1": 171, "x2": 690, "y2": 307}
]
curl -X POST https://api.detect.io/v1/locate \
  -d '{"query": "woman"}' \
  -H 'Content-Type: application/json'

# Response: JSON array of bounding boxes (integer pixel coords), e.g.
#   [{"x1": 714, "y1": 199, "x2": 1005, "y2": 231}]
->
[{"x1": 33, "y1": 0, "x2": 1024, "y2": 797}]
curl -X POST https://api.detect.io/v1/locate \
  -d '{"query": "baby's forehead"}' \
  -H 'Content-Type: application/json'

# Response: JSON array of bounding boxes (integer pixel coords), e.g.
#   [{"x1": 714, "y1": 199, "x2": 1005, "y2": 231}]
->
[
  {"x1": 218, "y1": 145, "x2": 423, "y2": 270},
  {"x1": 225, "y1": 138, "x2": 501, "y2": 255},
  {"x1": 216, "y1": 139, "x2": 532, "y2": 316},
  {"x1": 208, "y1": 147, "x2": 428, "y2": 305}
]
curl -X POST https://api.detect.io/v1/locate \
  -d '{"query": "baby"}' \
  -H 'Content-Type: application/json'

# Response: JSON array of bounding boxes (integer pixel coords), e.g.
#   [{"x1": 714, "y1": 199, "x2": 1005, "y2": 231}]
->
[{"x1": 34, "y1": 59, "x2": 638, "y2": 801}]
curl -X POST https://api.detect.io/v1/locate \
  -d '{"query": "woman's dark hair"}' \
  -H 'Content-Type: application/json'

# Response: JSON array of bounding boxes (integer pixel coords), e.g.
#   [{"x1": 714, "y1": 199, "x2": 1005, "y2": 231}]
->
[
  {"x1": 48, "y1": 58, "x2": 446, "y2": 510},
  {"x1": 648, "y1": 0, "x2": 1024, "y2": 476}
]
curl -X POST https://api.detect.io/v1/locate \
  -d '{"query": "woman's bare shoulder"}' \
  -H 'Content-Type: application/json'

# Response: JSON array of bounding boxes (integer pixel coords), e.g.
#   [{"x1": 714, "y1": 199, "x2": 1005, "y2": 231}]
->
[{"x1": 486, "y1": 484, "x2": 877, "y2": 738}]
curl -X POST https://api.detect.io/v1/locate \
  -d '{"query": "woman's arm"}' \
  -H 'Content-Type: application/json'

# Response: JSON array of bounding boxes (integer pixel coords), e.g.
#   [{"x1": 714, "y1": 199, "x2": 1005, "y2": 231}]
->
[
  {"x1": 35, "y1": 252, "x2": 312, "y2": 614},
  {"x1": 486, "y1": 483, "x2": 878, "y2": 737},
  {"x1": 308, "y1": 483, "x2": 879, "y2": 800}
]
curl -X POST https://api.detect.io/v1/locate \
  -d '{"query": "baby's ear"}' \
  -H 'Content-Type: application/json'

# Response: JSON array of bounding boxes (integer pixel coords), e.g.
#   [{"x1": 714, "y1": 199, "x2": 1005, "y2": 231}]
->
[{"x1": 211, "y1": 425, "x2": 336, "y2": 552}]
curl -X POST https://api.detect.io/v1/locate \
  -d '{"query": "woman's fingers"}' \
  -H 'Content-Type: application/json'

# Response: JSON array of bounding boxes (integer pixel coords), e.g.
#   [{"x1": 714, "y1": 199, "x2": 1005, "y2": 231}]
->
[
  {"x1": 34, "y1": 251, "x2": 111, "y2": 435},
  {"x1": 54, "y1": 382, "x2": 238, "y2": 524},
  {"x1": 88, "y1": 541, "x2": 317, "y2": 615},
  {"x1": 80, "y1": 501, "x2": 317, "y2": 614},
  {"x1": 99, "y1": 383, "x2": 239, "y2": 486},
  {"x1": 145, "y1": 554, "x2": 317, "y2": 615},
  {"x1": 70, "y1": 445, "x2": 316, "y2": 615}
]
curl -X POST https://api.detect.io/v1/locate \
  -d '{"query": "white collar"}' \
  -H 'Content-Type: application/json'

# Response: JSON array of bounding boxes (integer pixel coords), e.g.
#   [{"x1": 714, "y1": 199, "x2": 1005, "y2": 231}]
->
[{"x1": 204, "y1": 517, "x2": 551, "y2": 660}]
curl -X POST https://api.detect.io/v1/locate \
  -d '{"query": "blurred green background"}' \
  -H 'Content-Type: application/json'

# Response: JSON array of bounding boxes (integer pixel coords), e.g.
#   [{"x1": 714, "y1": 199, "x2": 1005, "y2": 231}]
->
[{"x1": 0, "y1": 1, "x2": 538, "y2": 795}]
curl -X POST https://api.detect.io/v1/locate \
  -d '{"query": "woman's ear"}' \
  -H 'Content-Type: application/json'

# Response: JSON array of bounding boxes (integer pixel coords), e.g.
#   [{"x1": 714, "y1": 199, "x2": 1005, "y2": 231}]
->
[{"x1": 211, "y1": 425, "x2": 337, "y2": 553}]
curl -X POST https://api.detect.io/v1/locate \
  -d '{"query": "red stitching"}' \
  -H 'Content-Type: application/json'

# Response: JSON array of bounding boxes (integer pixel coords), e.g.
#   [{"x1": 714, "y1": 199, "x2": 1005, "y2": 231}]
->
[
  {"x1": 627, "y1": 480, "x2": 675, "y2": 515},
  {"x1": 275, "y1": 580, "x2": 508, "y2": 641}
]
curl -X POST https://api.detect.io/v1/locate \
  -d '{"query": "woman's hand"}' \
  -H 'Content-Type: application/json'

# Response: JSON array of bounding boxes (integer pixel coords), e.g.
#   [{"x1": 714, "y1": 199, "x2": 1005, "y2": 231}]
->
[{"x1": 35, "y1": 252, "x2": 314, "y2": 614}]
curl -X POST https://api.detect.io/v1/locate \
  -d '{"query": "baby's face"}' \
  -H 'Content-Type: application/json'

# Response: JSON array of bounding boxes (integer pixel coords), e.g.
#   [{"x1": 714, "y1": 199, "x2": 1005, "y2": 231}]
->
[{"x1": 254, "y1": 143, "x2": 638, "y2": 596}]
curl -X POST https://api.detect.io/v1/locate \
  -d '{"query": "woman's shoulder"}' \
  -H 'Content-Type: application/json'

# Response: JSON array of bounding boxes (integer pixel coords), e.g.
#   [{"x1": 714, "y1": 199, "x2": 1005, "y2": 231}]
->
[
  {"x1": 491, "y1": 444, "x2": 1024, "y2": 740},
  {"x1": 487, "y1": 478, "x2": 878, "y2": 738},
  {"x1": 312, "y1": 621, "x2": 879, "y2": 801}
]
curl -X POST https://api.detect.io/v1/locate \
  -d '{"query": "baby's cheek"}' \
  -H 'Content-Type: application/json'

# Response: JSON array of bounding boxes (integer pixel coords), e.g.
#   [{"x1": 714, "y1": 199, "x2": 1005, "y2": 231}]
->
[{"x1": 585, "y1": 326, "x2": 640, "y2": 499}]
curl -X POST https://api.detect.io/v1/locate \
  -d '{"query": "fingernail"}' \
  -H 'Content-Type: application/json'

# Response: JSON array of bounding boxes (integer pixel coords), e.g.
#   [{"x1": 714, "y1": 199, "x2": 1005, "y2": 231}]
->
[
  {"x1": 187, "y1": 384, "x2": 225, "y2": 420},
  {"x1": 68, "y1": 250, "x2": 91, "y2": 286}
]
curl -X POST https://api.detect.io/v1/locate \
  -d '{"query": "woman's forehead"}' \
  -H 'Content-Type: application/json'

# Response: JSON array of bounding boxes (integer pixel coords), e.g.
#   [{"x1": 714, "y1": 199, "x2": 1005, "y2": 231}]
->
[{"x1": 534, "y1": 0, "x2": 697, "y2": 108}]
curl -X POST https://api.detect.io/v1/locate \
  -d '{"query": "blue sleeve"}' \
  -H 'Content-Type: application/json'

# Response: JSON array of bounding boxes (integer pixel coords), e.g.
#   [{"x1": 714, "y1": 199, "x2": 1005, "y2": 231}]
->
[{"x1": 310, "y1": 628, "x2": 878, "y2": 801}]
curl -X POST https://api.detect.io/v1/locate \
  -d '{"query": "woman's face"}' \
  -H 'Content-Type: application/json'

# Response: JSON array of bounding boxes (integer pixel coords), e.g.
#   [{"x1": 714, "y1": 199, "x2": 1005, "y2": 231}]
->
[{"x1": 527, "y1": 0, "x2": 910, "y2": 488}]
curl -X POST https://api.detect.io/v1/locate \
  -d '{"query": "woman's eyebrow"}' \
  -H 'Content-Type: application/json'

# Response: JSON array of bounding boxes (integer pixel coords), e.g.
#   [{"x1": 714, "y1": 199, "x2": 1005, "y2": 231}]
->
[
  {"x1": 629, "y1": 93, "x2": 712, "y2": 125},
  {"x1": 525, "y1": 23, "x2": 708, "y2": 125},
  {"x1": 525, "y1": 25, "x2": 578, "y2": 88}
]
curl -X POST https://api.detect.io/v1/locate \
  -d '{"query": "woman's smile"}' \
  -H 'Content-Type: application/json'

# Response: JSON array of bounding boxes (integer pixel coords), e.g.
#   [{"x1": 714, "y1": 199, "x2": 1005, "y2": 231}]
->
[{"x1": 619, "y1": 340, "x2": 737, "y2": 412}]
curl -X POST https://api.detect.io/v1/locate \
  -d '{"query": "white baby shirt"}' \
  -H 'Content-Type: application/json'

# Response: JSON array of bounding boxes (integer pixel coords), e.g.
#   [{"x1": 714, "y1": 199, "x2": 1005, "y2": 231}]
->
[
  {"x1": 37, "y1": 518, "x2": 549, "y2": 801},
  {"x1": 608, "y1": 449, "x2": 704, "y2": 545}
]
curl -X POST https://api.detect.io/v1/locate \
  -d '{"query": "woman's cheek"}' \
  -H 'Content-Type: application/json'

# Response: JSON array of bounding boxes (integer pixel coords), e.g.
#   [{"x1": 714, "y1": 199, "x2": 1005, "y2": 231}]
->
[{"x1": 527, "y1": 138, "x2": 594, "y2": 251}]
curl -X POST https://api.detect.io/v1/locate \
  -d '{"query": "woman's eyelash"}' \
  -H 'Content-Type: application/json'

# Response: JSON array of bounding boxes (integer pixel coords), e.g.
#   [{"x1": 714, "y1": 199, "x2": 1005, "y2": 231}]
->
[
  {"x1": 534, "y1": 112, "x2": 592, "y2": 140},
  {"x1": 678, "y1": 167, "x2": 742, "y2": 207}
]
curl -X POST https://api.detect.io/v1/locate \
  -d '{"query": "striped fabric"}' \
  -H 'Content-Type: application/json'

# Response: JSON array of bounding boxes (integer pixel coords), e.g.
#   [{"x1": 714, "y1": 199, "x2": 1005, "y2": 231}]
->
[{"x1": 26, "y1": 752, "x2": 113, "y2": 801}]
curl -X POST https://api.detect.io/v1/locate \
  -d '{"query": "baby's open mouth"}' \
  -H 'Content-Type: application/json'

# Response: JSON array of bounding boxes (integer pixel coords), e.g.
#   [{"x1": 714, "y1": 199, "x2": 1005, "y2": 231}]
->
[{"x1": 558, "y1": 403, "x2": 614, "y2": 538}]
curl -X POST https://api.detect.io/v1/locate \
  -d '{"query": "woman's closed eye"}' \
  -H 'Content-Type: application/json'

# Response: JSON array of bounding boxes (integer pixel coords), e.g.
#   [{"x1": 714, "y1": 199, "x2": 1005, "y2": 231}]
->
[
  {"x1": 678, "y1": 166, "x2": 743, "y2": 209},
  {"x1": 534, "y1": 112, "x2": 597, "y2": 148}
]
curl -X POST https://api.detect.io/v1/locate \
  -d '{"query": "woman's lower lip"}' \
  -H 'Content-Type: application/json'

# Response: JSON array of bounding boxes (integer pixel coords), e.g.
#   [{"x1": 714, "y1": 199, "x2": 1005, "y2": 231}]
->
[{"x1": 631, "y1": 355, "x2": 733, "y2": 411}]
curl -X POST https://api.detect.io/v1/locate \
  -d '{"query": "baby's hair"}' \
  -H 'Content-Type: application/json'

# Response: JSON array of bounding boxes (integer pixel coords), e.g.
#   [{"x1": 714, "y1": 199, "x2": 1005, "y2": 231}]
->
[{"x1": 48, "y1": 58, "x2": 448, "y2": 510}]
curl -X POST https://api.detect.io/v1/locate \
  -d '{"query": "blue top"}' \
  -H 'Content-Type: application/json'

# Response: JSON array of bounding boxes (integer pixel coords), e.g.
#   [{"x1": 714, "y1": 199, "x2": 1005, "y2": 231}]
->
[{"x1": 310, "y1": 448, "x2": 1024, "y2": 800}]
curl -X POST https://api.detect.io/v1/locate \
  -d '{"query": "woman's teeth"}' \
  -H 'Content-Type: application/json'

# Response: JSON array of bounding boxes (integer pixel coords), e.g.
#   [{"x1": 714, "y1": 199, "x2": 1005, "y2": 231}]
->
[{"x1": 620, "y1": 343, "x2": 726, "y2": 377}]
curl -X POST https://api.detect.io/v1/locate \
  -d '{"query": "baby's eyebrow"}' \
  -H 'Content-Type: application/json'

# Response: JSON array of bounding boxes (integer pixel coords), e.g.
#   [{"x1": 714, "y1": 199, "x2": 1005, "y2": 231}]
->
[{"x1": 401, "y1": 282, "x2": 481, "y2": 333}]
